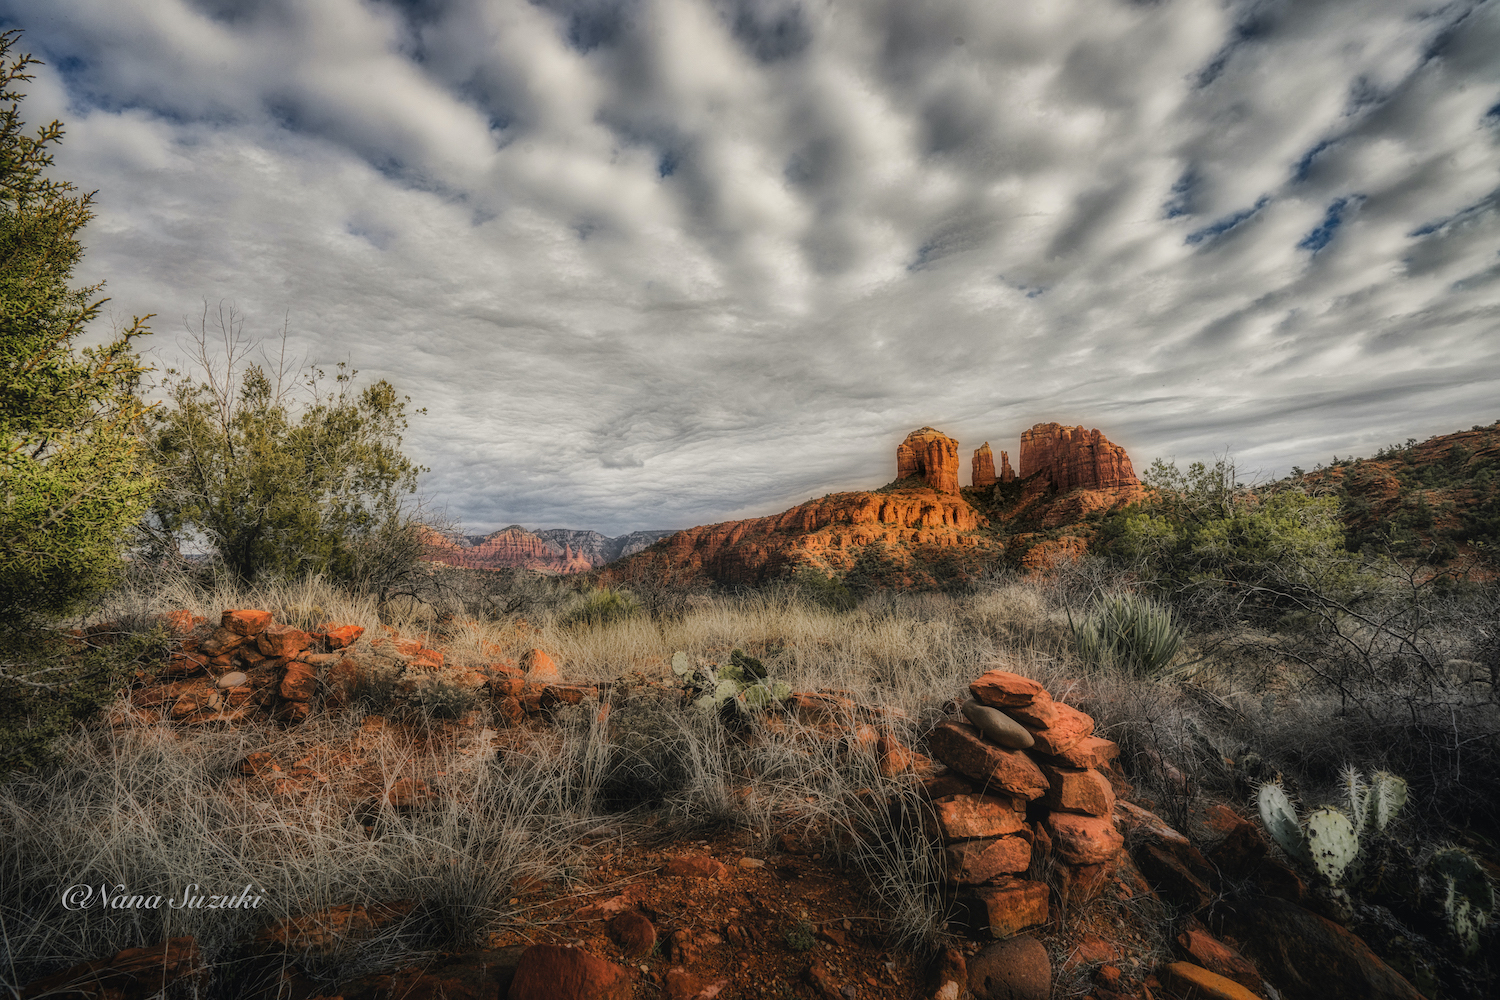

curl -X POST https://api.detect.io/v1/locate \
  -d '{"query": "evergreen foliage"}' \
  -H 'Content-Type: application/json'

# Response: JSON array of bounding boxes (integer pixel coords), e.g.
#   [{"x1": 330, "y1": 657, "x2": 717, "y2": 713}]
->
[
  {"x1": 0, "y1": 32, "x2": 155, "y2": 623},
  {"x1": 0, "y1": 33, "x2": 159, "y2": 773}
]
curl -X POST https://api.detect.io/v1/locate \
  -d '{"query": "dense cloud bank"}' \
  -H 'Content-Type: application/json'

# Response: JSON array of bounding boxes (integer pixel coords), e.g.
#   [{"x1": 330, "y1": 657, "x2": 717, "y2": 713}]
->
[{"x1": 5, "y1": 0, "x2": 1498, "y2": 533}]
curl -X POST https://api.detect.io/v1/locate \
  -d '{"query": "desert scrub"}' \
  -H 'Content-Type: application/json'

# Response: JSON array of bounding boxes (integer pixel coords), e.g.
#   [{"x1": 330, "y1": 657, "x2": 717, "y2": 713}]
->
[
  {"x1": 558, "y1": 586, "x2": 641, "y2": 629},
  {"x1": 1073, "y1": 592, "x2": 1181, "y2": 677},
  {"x1": 409, "y1": 671, "x2": 479, "y2": 720}
]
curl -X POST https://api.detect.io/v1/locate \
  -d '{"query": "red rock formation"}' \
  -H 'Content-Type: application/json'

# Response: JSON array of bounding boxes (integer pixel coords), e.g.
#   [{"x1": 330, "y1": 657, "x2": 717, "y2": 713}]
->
[
  {"x1": 613, "y1": 487, "x2": 997, "y2": 586},
  {"x1": 897, "y1": 427, "x2": 961, "y2": 493},
  {"x1": 999, "y1": 450, "x2": 1015, "y2": 483},
  {"x1": 1018, "y1": 423, "x2": 1137, "y2": 491},
  {"x1": 423, "y1": 526, "x2": 595, "y2": 574},
  {"x1": 972, "y1": 443, "x2": 997, "y2": 488}
]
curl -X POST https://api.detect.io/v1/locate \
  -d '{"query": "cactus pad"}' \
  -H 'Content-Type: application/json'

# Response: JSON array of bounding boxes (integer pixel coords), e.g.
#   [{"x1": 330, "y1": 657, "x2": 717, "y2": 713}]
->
[
  {"x1": 1369, "y1": 770, "x2": 1407, "y2": 831},
  {"x1": 1340, "y1": 765, "x2": 1370, "y2": 832},
  {"x1": 1305, "y1": 807, "x2": 1360, "y2": 884},
  {"x1": 1432, "y1": 847, "x2": 1495, "y2": 915},
  {"x1": 1258, "y1": 781, "x2": 1311, "y2": 867}
]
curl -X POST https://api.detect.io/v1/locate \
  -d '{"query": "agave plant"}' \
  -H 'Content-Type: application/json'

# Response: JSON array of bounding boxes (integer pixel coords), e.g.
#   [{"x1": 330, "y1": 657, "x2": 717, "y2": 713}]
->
[{"x1": 1073, "y1": 592, "x2": 1182, "y2": 677}]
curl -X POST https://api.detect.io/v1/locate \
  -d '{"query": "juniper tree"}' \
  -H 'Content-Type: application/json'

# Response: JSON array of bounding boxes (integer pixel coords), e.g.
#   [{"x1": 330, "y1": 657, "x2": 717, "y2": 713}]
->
[{"x1": 0, "y1": 31, "x2": 160, "y2": 772}]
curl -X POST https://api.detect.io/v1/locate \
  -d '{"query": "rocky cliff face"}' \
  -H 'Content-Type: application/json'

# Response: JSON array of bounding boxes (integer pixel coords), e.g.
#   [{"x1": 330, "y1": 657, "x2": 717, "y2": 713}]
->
[
  {"x1": 898, "y1": 427, "x2": 961, "y2": 494},
  {"x1": 609, "y1": 488, "x2": 999, "y2": 586},
  {"x1": 1018, "y1": 423, "x2": 1137, "y2": 491},
  {"x1": 972, "y1": 443, "x2": 996, "y2": 489}
]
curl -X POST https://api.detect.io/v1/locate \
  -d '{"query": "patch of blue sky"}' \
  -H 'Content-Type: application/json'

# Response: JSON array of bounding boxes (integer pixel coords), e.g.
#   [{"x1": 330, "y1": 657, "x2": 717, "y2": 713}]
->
[
  {"x1": 1162, "y1": 169, "x2": 1196, "y2": 219},
  {"x1": 1298, "y1": 196, "x2": 1361, "y2": 254},
  {"x1": 1185, "y1": 196, "x2": 1269, "y2": 246},
  {"x1": 1293, "y1": 139, "x2": 1336, "y2": 183}
]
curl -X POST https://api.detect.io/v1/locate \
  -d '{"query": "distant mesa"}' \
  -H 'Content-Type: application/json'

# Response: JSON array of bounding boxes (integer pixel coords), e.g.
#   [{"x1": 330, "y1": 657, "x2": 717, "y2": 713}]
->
[{"x1": 897, "y1": 427, "x2": 962, "y2": 494}]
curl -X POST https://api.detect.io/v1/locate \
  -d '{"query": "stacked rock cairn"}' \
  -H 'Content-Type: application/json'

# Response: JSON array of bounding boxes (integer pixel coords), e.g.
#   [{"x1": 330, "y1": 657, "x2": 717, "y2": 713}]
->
[{"x1": 923, "y1": 667, "x2": 1125, "y2": 936}]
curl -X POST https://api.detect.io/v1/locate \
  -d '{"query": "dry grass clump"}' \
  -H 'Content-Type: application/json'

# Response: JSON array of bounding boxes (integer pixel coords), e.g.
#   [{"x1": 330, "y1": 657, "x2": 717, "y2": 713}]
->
[{"x1": 19, "y1": 557, "x2": 1496, "y2": 988}]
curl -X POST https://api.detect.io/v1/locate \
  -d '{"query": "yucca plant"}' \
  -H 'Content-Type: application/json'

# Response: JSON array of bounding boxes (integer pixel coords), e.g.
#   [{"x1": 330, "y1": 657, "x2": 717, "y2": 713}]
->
[{"x1": 1073, "y1": 592, "x2": 1181, "y2": 677}]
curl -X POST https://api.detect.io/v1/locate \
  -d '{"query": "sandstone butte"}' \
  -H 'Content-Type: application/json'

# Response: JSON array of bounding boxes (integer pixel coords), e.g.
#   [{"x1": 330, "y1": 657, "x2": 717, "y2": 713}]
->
[
  {"x1": 897, "y1": 427, "x2": 962, "y2": 494},
  {"x1": 603, "y1": 421, "x2": 1149, "y2": 587},
  {"x1": 1019, "y1": 422, "x2": 1137, "y2": 491},
  {"x1": 423, "y1": 526, "x2": 595, "y2": 574}
]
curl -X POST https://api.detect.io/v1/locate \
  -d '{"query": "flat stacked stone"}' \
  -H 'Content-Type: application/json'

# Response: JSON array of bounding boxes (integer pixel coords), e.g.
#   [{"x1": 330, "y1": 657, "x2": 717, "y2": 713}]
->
[{"x1": 923, "y1": 665, "x2": 1127, "y2": 937}]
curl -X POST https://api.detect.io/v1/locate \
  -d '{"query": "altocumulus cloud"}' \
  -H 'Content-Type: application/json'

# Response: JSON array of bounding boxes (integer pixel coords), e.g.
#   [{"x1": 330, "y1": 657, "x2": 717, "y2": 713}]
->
[{"x1": 4, "y1": 0, "x2": 1499, "y2": 534}]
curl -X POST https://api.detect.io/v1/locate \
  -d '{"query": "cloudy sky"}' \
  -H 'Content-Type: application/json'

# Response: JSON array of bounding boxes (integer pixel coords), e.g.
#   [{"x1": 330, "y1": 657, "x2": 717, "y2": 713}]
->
[{"x1": 5, "y1": 0, "x2": 1499, "y2": 535}]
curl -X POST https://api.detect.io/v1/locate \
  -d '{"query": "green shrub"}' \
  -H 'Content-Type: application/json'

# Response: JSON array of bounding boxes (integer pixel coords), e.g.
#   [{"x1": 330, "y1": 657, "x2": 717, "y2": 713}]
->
[
  {"x1": 783, "y1": 919, "x2": 815, "y2": 952},
  {"x1": 788, "y1": 566, "x2": 857, "y2": 611},
  {"x1": 558, "y1": 587, "x2": 640, "y2": 629},
  {"x1": 1073, "y1": 592, "x2": 1181, "y2": 676},
  {"x1": 411, "y1": 672, "x2": 479, "y2": 720}
]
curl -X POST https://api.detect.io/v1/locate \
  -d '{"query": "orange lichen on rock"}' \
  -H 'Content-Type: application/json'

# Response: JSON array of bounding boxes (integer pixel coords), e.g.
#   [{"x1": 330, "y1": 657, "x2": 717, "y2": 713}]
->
[{"x1": 897, "y1": 427, "x2": 962, "y2": 494}]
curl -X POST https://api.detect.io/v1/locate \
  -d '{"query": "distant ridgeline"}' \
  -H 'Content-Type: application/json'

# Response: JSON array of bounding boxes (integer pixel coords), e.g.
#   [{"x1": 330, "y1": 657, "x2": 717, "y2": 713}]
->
[
  {"x1": 431, "y1": 419, "x2": 1500, "y2": 584},
  {"x1": 1296, "y1": 419, "x2": 1500, "y2": 567},
  {"x1": 423, "y1": 526, "x2": 677, "y2": 574}
]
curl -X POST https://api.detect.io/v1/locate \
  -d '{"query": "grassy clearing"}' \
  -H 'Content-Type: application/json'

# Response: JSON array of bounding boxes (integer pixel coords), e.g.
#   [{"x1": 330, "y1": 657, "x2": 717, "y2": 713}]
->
[{"x1": 6, "y1": 559, "x2": 1496, "y2": 992}]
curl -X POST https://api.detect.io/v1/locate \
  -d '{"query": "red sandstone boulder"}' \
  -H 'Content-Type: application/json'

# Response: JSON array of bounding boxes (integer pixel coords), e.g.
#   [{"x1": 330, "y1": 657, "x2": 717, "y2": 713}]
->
[
  {"x1": 965, "y1": 879, "x2": 1050, "y2": 938},
  {"x1": 1043, "y1": 812, "x2": 1124, "y2": 864},
  {"x1": 520, "y1": 648, "x2": 559, "y2": 679},
  {"x1": 929, "y1": 794, "x2": 1027, "y2": 840},
  {"x1": 1036, "y1": 735, "x2": 1119, "y2": 769},
  {"x1": 508, "y1": 945, "x2": 634, "y2": 1000},
  {"x1": 926, "y1": 723, "x2": 1049, "y2": 800},
  {"x1": 972, "y1": 443, "x2": 997, "y2": 488},
  {"x1": 607, "y1": 911, "x2": 657, "y2": 958},
  {"x1": 1038, "y1": 763, "x2": 1115, "y2": 816},
  {"x1": 222, "y1": 609, "x2": 274, "y2": 636},
  {"x1": 897, "y1": 427, "x2": 962, "y2": 493},
  {"x1": 1177, "y1": 920, "x2": 1264, "y2": 992},
  {"x1": 279, "y1": 661, "x2": 318, "y2": 702},
  {"x1": 1018, "y1": 422, "x2": 1137, "y2": 490},
  {"x1": 944, "y1": 836, "x2": 1032, "y2": 883},
  {"x1": 1221, "y1": 896, "x2": 1424, "y2": 1000},
  {"x1": 322, "y1": 624, "x2": 365, "y2": 649},
  {"x1": 257, "y1": 625, "x2": 312, "y2": 658},
  {"x1": 1162, "y1": 962, "x2": 1261, "y2": 1000},
  {"x1": 967, "y1": 934, "x2": 1051, "y2": 1000},
  {"x1": 967, "y1": 669, "x2": 1048, "y2": 708},
  {"x1": 1026, "y1": 702, "x2": 1095, "y2": 755}
]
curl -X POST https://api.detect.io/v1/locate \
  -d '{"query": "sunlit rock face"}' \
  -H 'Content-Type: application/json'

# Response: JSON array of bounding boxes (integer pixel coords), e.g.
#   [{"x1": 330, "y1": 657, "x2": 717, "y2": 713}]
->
[
  {"x1": 898, "y1": 427, "x2": 962, "y2": 494},
  {"x1": 1018, "y1": 423, "x2": 1137, "y2": 491}
]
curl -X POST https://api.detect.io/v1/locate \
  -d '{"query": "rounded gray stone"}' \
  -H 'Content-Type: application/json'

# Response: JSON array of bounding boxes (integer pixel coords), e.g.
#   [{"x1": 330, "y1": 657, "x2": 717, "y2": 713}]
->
[
  {"x1": 216, "y1": 671, "x2": 249, "y2": 689},
  {"x1": 962, "y1": 699, "x2": 1035, "y2": 750}
]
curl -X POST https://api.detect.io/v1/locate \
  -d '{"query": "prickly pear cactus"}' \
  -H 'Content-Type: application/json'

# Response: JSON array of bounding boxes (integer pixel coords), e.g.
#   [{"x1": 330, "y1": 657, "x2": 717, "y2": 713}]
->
[
  {"x1": 1432, "y1": 846, "x2": 1494, "y2": 957},
  {"x1": 1258, "y1": 780, "x2": 1311, "y2": 867},
  {"x1": 1340, "y1": 765, "x2": 1370, "y2": 832},
  {"x1": 1369, "y1": 771, "x2": 1407, "y2": 832},
  {"x1": 1305, "y1": 807, "x2": 1360, "y2": 885}
]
